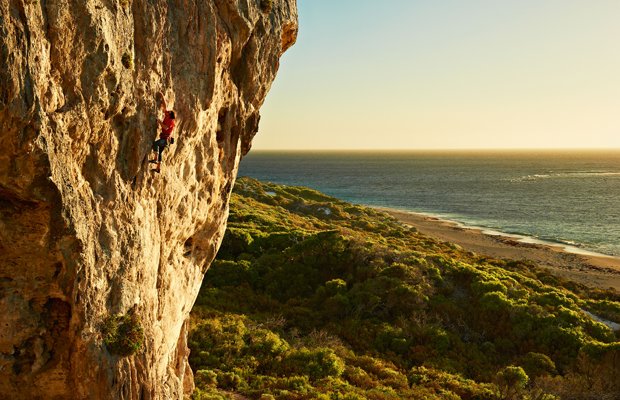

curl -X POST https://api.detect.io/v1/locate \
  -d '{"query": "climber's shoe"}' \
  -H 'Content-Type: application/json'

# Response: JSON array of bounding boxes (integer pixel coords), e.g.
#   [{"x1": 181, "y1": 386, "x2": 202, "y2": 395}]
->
[
  {"x1": 151, "y1": 168, "x2": 161, "y2": 174},
  {"x1": 149, "y1": 160, "x2": 158, "y2": 164}
]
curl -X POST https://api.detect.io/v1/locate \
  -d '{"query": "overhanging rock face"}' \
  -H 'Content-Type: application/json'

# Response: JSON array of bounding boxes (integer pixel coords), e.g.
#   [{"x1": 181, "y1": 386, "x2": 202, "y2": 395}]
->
[{"x1": 0, "y1": 0, "x2": 297, "y2": 398}]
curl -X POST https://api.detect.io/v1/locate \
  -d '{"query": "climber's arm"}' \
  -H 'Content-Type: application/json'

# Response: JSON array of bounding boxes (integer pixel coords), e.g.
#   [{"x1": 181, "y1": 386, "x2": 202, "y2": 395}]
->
[{"x1": 158, "y1": 92, "x2": 168, "y2": 113}]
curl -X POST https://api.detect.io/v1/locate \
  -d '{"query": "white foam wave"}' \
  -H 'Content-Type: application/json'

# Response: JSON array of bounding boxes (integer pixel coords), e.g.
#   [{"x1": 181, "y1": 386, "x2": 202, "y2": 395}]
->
[{"x1": 510, "y1": 171, "x2": 620, "y2": 182}]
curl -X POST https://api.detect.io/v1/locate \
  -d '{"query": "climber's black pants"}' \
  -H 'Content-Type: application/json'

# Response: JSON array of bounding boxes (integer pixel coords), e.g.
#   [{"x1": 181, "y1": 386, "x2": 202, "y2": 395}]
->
[{"x1": 152, "y1": 139, "x2": 167, "y2": 162}]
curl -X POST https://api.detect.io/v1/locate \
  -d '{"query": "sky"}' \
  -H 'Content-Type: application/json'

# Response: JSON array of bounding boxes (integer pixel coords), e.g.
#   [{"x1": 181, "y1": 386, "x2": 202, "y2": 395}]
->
[{"x1": 254, "y1": 0, "x2": 620, "y2": 150}]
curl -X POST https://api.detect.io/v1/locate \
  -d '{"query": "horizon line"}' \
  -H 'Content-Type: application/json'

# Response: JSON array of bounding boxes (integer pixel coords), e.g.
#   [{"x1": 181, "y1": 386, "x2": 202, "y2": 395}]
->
[{"x1": 249, "y1": 147, "x2": 620, "y2": 152}]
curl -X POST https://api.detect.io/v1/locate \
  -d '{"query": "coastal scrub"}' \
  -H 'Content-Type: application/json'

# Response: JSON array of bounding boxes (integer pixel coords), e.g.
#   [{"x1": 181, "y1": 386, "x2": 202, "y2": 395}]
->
[{"x1": 189, "y1": 177, "x2": 620, "y2": 399}]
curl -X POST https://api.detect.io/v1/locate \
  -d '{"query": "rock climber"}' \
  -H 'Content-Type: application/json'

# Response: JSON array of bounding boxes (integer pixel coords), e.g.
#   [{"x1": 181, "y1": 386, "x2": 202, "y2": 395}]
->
[{"x1": 150, "y1": 92, "x2": 176, "y2": 173}]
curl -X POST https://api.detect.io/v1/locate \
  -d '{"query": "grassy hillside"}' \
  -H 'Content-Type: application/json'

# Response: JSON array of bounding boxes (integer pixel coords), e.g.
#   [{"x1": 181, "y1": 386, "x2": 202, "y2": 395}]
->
[{"x1": 189, "y1": 177, "x2": 620, "y2": 400}]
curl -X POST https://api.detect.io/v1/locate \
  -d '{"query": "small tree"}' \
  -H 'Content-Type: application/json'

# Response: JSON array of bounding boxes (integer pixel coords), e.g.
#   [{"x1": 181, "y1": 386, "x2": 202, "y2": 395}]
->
[
  {"x1": 496, "y1": 365, "x2": 529, "y2": 400},
  {"x1": 520, "y1": 352, "x2": 556, "y2": 379}
]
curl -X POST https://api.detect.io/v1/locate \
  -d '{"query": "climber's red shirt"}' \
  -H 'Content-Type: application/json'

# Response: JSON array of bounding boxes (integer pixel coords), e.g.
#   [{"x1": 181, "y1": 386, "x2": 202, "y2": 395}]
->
[{"x1": 160, "y1": 114, "x2": 175, "y2": 140}]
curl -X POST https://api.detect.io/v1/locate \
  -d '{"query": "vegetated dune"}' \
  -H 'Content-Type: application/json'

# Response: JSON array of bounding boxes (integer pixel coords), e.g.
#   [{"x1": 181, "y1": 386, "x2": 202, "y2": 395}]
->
[
  {"x1": 378, "y1": 208, "x2": 620, "y2": 292},
  {"x1": 190, "y1": 177, "x2": 620, "y2": 399}
]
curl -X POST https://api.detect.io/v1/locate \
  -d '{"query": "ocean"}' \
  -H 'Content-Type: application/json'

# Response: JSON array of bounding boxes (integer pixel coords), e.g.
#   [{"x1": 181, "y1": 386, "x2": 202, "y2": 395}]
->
[{"x1": 238, "y1": 150, "x2": 620, "y2": 257}]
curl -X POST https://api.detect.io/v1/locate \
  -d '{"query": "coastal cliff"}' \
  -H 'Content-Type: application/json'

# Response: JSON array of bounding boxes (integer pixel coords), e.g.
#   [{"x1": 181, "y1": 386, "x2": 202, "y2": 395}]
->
[{"x1": 0, "y1": 0, "x2": 297, "y2": 398}]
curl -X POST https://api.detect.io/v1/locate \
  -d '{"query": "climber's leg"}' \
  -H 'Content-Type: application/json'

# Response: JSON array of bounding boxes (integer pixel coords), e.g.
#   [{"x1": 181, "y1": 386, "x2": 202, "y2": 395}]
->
[
  {"x1": 157, "y1": 140, "x2": 166, "y2": 162},
  {"x1": 150, "y1": 139, "x2": 166, "y2": 163},
  {"x1": 151, "y1": 139, "x2": 166, "y2": 173}
]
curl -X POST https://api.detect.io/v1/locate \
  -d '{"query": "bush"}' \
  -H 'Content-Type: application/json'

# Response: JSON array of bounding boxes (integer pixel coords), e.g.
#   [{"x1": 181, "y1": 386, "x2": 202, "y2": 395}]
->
[
  {"x1": 535, "y1": 291, "x2": 574, "y2": 308},
  {"x1": 102, "y1": 312, "x2": 144, "y2": 356},
  {"x1": 218, "y1": 228, "x2": 255, "y2": 259},
  {"x1": 188, "y1": 316, "x2": 247, "y2": 369},
  {"x1": 325, "y1": 278, "x2": 348, "y2": 295},
  {"x1": 586, "y1": 299, "x2": 620, "y2": 323},
  {"x1": 520, "y1": 352, "x2": 556, "y2": 378},
  {"x1": 274, "y1": 375, "x2": 313, "y2": 393},
  {"x1": 344, "y1": 366, "x2": 377, "y2": 389},
  {"x1": 479, "y1": 291, "x2": 512, "y2": 312},
  {"x1": 246, "y1": 328, "x2": 289, "y2": 358},
  {"x1": 323, "y1": 293, "x2": 350, "y2": 319},
  {"x1": 496, "y1": 365, "x2": 528, "y2": 400},
  {"x1": 217, "y1": 371, "x2": 243, "y2": 390},
  {"x1": 280, "y1": 348, "x2": 345, "y2": 380},
  {"x1": 408, "y1": 366, "x2": 497, "y2": 400},
  {"x1": 472, "y1": 279, "x2": 508, "y2": 296},
  {"x1": 195, "y1": 370, "x2": 218, "y2": 388},
  {"x1": 192, "y1": 388, "x2": 226, "y2": 400},
  {"x1": 207, "y1": 260, "x2": 256, "y2": 287}
]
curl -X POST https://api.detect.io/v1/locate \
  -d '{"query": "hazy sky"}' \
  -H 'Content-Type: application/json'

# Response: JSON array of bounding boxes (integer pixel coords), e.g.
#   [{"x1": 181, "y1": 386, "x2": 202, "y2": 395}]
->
[{"x1": 254, "y1": 0, "x2": 620, "y2": 150}]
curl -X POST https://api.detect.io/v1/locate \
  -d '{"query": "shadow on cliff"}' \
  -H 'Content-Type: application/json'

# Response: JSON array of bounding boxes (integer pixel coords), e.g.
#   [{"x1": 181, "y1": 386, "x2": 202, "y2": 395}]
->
[{"x1": 115, "y1": 112, "x2": 152, "y2": 183}]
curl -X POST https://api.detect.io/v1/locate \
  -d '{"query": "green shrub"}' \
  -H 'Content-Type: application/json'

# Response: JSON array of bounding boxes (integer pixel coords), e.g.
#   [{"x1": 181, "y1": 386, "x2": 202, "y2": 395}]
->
[
  {"x1": 344, "y1": 366, "x2": 377, "y2": 389},
  {"x1": 217, "y1": 371, "x2": 243, "y2": 390},
  {"x1": 479, "y1": 291, "x2": 512, "y2": 311},
  {"x1": 218, "y1": 228, "x2": 255, "y2": 259},
  {"x1": 281, "y1": 348, "x2": 345, "y2": 380},
  {"x1": 375, "y1": 325, "x2": 410, "y2": 355},
  {"x1": 188, "y1": 316, "x2": 247, "y2": 369},
  {"x1": 535, "y1": 291, "x2": 574, "y2": 308},
  {"x1": 325, "y1": 278, "x2": 348, "y2": 295},
  {"x1": 496, "y1": 366, "x2": 528, "y2": 400},
  {"x1": 274, "y1": 375, "x2": 313, "y2": 393},
  {"x1": 206, "y1": 260, "x2": 256, "y2": 287},
  {"x1": 194, "y1": 369, "x2": 218, "y2": 388},
  {"x1": 586, "y1": 299, "x2": 620, "y2": 323},
  {"x1": 246, "y1": 328, "x2": 289, "y2": 357},
  {"x1": 102, "y1": 312, "x2": 144, "y2": 356},
  {"x1": 519, "y1": 352, "x2": 556, "y2": 378},
  {"x1": 191, "y1": 388, "x2": 226, "y2": 400},
  {"x1": 580, "y1": 341, "x2": 620, "y2": 360},
  {"x1": 251, "y1": 231, "x2": 304, "y2": 255},
  {"x1": 408, "y1": 366, "x2": 497, "y2": 400},
  {"x1": 472, "y1": 279, "x2": 508, "y2": 296}
]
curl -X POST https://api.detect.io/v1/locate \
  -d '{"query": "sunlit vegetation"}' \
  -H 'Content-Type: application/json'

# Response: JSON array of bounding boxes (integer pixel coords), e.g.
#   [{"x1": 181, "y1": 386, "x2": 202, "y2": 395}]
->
[
  {"x1": 102, "y1": 312, "x2": 144, "y2": 356},
  {"x1": 190, "y1": 177, "x2": 620, "y2": 399}
]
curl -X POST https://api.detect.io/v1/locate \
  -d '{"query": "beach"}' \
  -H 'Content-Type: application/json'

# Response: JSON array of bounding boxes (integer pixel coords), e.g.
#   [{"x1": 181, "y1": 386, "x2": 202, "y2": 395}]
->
[{"x1": 377, "y1": 207, "x2": 620, "y2": 292}]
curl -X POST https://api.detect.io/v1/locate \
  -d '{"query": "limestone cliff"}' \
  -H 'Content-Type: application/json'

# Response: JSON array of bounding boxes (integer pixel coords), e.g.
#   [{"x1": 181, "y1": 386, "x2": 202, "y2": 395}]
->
[{"x1": 0, "y1": 0, "x2": 297, "y2": 398}]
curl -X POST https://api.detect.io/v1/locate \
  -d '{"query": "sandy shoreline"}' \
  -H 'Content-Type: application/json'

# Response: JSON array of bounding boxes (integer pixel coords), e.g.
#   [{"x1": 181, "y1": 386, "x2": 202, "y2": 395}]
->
[{"x1": 374, "y1": 207, "x2": 620, "y2": 292}]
